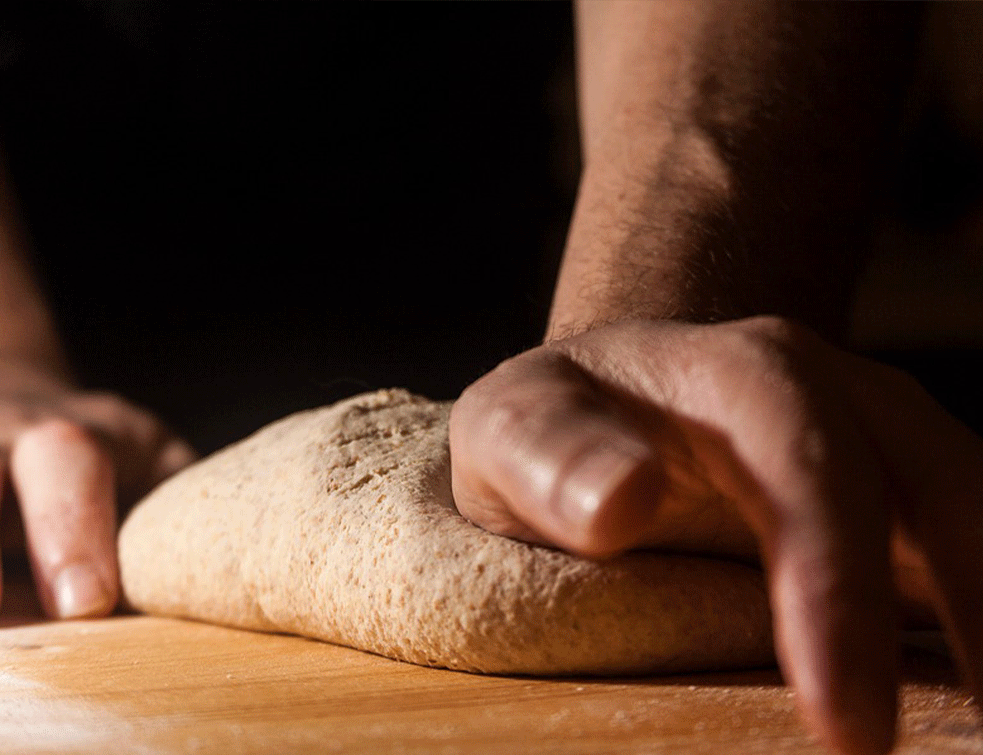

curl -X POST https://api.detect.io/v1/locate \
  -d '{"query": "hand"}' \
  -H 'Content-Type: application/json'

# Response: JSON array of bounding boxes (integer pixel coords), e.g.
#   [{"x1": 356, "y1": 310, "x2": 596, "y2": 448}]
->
[
  {"x1": 0, "y1": 358, "x2": 196, "y2": 620},
  {"x1": 449, "y1": 316, "x2": 983, "y2": 755}
]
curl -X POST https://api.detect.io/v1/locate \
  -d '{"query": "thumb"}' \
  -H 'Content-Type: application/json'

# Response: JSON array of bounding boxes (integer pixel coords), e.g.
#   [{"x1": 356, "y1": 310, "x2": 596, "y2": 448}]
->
[{"x1": 449, "y1": 348, "x2": 669, "y2": 558}]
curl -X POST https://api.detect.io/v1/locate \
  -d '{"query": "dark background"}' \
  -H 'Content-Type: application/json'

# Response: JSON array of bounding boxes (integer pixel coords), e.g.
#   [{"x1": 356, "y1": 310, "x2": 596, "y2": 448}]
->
[{"x1": 0, "y1": 2, "x2": 580, "y2": 453}]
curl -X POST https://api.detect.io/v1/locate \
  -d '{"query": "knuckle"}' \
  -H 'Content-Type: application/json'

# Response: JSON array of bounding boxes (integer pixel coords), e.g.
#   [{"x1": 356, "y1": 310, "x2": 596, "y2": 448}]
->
[
  {"x1": 479, "y1": 399, "x2": 528, "y2": 445},
  {"x1": 781, "y1": 426, "x2": 833, "y2": 481},
  {"x1": 72, "y1": 392, "x2": 170, "y2": 453},
  {"x1": 15, "y1": 417, "x2": 113, "y2": 468},
  {"x1": 67, "y1": 391, "x2": 127, "y2": 426},
  {"x1": 483, "y1": 384, "x2": 595, "y2": 455},
  {"x1": 731, "y1": 315, "x2": 818, "y2": 369},
  {"x1": 709, "y1": 317, "x2": 824, "y2": 404},
  {"x1": 71, "y1": 390, "x2": 121, "y2": 411},
  {"x1": 452, "y1": 349, "x2": 591, "y2": 449},
  {"x1": 449, "y1": 356, "x2": 530, "y2": 439},
  {"x1": 20, "y1": 416, "x2": 97, "y2": 448},
  {"x1": 73, "y1": 391, "x2": 151, "y2": 428},
  {"x1": 740, "y1": 314, "x2": 810, "y2": 345}
]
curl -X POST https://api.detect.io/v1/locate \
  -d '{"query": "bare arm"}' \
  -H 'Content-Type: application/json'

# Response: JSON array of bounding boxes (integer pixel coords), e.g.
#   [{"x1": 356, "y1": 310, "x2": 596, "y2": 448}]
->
[
  {"x1": 0, "y1": 154, "x2": 72, "y2": 382},
  {"x1": 552, "y1": 0, "x2": 920, "y2": 338}
]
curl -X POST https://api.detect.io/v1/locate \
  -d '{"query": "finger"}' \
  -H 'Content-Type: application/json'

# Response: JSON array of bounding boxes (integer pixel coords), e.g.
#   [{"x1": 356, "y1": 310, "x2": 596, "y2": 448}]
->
[
  {"x1": 450, "y1": 349, "x2": 667, "y2": 558},
  {"x1": 10, "y1": 418, "x2": 118, "y2": 619},
  {"x1": 663, "y1": 341, "x2": 899, "y2": 755},
  {"x1": 842, "y1": 359, "x2": 983, "y2": 703},
  {"x1": 917, "y1": 499, "x2": 983, "y2": 701},
  {"x1": 691, "y1": 397, "x2": 899, "y2": 755},
  {"x1": 763, "y1": 483, "x2": 897, "y2": 755},
  {"x1": 65, "y1": 392, "x2": 198, "y2": 500}
]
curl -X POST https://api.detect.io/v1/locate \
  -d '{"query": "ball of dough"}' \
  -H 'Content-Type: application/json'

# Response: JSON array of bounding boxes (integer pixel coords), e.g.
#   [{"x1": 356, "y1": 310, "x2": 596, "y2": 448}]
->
[{"x1": 119, "y1": 389, "x2": 773, "y2": 675}]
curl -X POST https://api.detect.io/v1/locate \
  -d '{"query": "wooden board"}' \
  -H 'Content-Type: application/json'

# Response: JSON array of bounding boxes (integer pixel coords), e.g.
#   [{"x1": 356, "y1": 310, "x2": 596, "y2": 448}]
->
[{"x1": 0, "y1": 611, "x2": 977, "y2": 755}]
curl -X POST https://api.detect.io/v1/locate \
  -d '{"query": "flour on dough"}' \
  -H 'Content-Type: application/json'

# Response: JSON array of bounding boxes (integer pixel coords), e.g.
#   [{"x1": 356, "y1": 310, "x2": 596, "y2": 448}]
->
[{"x1": 119, "y1": 389, "x2": 773, "y2": 675}]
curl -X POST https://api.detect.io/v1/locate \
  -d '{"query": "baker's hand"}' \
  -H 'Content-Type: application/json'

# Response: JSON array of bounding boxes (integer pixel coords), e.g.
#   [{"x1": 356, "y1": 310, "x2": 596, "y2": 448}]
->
[
  {"x1": 450, "y1": 316, "x2": 983, "y2": 755},
  {"x1": 0, "y1": 358, "x2": 196, "y2": 620}
]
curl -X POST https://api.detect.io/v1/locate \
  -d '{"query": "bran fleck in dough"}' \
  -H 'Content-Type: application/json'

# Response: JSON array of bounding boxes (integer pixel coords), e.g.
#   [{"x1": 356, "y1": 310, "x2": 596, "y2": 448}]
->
[{"x1": 118, "y1": 389, "x2": 773, "y2": 675}]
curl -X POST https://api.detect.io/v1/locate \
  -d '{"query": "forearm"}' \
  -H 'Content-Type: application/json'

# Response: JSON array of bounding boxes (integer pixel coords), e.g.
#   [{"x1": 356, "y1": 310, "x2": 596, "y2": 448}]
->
[
  {"x1": 0, "y1": 152, "x2": 72, "y2": 384},
  {"x1": 550, "y1": 0, "x2": 923, "y2": 342}
]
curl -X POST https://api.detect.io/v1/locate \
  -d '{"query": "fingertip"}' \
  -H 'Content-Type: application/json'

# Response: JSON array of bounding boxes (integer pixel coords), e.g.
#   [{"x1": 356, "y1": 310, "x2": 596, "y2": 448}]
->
[
  {"x1": 926, "y1": 599, "x2": 983, "y2": 727},
  {"x1": 796, "y1": 672, "x2": 897, "y2": 755},
  {"x1": 772, "y1": 562, "x2": 899, "y2": 755},
  {"x1": 9, "y1": 418, "x2": 119, "y2": 620},
  {"x1": 52, "y1": 562, "x2": 117, "y2": 620},
  {"x1": 792, "y1": 657, "x2": 898, "y2": 755},
  {"x1": 809, "y1": 702, "x2": 896, "y2": 755}
]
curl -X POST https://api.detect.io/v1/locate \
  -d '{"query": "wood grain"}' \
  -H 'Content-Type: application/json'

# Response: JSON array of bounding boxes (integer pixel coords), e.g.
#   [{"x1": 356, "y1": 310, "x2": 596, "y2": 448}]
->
[{"x1": 0, "y1": 612, "x2": 977, "y2": 755}]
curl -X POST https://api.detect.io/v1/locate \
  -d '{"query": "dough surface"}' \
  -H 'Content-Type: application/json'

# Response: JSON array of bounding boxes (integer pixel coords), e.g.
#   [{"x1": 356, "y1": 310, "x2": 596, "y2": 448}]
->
[{"x1": 119, "y1": 389, "x2": 773, "y2": 675}]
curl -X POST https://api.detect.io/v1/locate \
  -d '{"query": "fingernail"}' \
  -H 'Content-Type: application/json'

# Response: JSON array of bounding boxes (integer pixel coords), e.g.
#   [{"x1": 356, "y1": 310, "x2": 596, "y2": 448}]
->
[
  {"x1": 554, "y1": 440, "x2": 650, "y2": 530},
  {"x1": 54, "y1": 564, "x2": 113, "y2": 619}
]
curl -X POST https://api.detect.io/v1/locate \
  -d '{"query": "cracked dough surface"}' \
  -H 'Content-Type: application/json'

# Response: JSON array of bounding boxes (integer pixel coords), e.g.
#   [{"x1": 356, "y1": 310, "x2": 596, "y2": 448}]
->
[{"x1": 119, "y1": 389, "x2": 773, "y2": 675}]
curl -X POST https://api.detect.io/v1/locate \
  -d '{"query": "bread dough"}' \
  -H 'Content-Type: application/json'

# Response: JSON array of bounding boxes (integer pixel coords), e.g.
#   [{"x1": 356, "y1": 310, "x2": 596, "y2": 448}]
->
[{"x1": 119, "y1": 389, "x2": 773, "y2": 675}]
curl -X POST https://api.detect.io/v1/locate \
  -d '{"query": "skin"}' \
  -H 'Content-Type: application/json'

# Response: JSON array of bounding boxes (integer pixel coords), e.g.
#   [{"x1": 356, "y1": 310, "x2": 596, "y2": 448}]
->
[
  {"x1": 450, "y1": 3, "x2": 983, "y2": 755},
  {"x1": 0, "y1": 3, "x2": 976, "y2": 755},
  {"x1": 0, "y1": 154, "x2": 195, "y2": 619}
]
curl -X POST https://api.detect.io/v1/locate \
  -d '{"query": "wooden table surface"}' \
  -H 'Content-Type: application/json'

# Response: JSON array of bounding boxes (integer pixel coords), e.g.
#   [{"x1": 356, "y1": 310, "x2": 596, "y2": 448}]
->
[{"x1": 0, "y1": 562, "x2": 978, "y2": 755}]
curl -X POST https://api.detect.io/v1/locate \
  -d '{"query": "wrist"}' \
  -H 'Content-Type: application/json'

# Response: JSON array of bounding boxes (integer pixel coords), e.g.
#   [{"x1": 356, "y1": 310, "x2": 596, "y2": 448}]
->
[{"x1": 547, "y1": 133, "x2": 746, "y2": 340}]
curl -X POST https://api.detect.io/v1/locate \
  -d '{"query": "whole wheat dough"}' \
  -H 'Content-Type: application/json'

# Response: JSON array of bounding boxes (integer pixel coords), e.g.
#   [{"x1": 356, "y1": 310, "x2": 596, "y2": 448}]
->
[{"x1": 119, "y1": 389, "x2": 773, "y2": 675}]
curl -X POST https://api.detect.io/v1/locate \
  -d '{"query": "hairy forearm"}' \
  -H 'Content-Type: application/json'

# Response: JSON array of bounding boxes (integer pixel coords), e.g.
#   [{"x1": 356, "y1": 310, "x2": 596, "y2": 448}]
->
[
  {"x1": 0, "y1": 153, "x2": 71, "y2": 382},
  {"x1": 549, "y1": 0, "x2": 923, "y2": 342}
]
